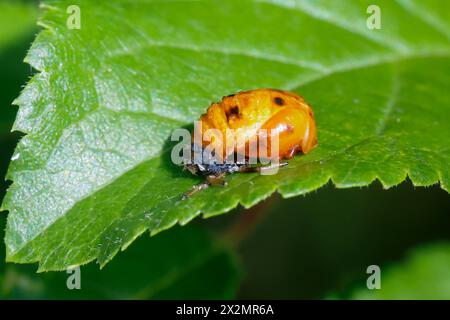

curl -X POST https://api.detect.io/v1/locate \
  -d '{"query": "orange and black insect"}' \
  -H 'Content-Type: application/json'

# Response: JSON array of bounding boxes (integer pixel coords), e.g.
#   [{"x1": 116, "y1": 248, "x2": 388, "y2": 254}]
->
[{"x1": 183, "y1": 88, "x2": 317, "y2": 198}]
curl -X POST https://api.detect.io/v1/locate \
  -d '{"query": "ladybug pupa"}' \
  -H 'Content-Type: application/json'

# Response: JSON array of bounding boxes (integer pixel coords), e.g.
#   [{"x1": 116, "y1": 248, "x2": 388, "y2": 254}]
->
[{"x1": 182, "y1": 88, "x2": 317, "y2": 198}]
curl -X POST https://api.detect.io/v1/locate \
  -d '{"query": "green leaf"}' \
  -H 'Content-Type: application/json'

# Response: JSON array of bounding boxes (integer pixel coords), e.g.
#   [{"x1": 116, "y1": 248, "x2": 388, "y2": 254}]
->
[
  {"x1": 0, "y1": 215, "x2": 241, "y2": 299},
  {"x1": 349, "y1": 243, "x2": 450, "y2": 299},
  {"x1": 2, "y1": 0, "x2": 449, "y2": 270}
]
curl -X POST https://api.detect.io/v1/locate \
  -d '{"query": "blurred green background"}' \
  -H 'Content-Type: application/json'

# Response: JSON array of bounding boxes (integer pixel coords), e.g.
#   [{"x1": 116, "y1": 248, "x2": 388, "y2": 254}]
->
[{"x1": 1, "y1": 1, "x2": 449, "y2": 299}]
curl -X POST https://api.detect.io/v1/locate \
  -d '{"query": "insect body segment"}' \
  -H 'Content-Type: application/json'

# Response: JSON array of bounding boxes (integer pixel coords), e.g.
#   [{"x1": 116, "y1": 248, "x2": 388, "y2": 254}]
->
[
  {"x1": 196, "y1": 88, "x2": 317, "y2": 161},
  {"x1": 183, "y1": 88, "x2": 318, "y2": 199}
]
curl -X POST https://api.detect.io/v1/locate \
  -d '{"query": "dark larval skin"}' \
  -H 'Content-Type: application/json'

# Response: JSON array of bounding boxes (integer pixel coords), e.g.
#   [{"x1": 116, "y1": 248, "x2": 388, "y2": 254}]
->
[{"x1": 184, "y1": 143, "x2": 245, "y2": 176}]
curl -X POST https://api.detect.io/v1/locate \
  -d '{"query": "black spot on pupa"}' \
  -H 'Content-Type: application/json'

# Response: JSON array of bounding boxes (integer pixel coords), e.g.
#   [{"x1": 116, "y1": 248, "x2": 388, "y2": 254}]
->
[
  {"x1": 226, "y1": 105, "x2": 240, "y2": 121},
  {"x1": 274, "y1": 97, "x2": 284, "y2": 106},
  {"x1": 229, "y1": 106, "x2": 239, "y2": 115},
  {"x1": 226, "y1": 93, "x2": 235, "y2": 98}
]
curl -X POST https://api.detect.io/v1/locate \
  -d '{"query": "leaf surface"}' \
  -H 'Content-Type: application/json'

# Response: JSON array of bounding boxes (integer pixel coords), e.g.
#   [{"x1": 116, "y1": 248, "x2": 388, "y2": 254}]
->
[{"x1": 2, "y1": 0, "x2": 450, "y2": 270}]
